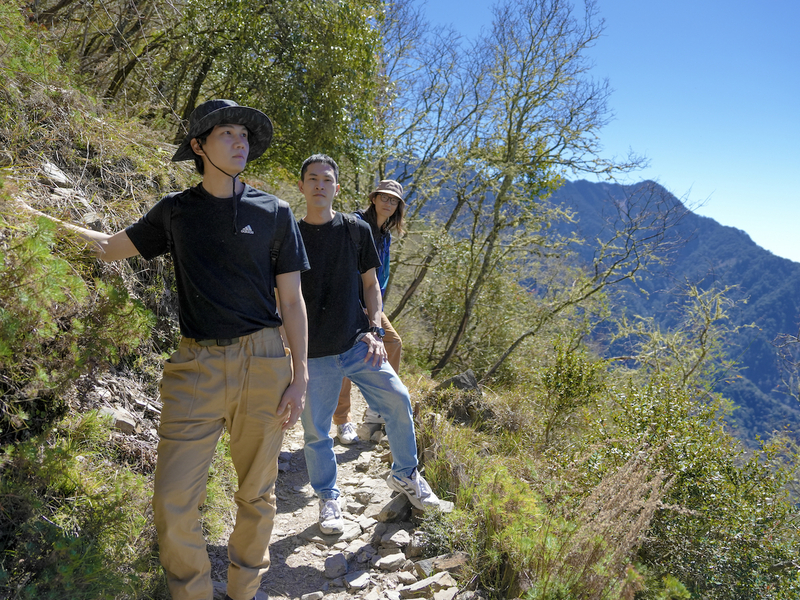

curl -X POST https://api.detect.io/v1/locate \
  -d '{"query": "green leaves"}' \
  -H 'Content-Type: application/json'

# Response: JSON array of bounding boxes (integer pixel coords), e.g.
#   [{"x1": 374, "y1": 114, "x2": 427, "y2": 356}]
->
[
  {"x1": 595, "y1": 377, "x2": 800, "y2": 599},
  {"x1": 0, "y1": 412, "x2": 154, "y2": 598},
  {"x1": 0, "y1": 206, "x2": 152, "y2": 444},
  {"x1": 32, "y1": 0, "x2": 384, "y2": 177}
]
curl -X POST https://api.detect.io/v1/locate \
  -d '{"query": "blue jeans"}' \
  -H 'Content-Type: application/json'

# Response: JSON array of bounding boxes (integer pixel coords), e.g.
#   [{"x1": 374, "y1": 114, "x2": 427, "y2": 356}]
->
[{"x1": 302, "y1": 340, "x2": 418, "y2": 500}]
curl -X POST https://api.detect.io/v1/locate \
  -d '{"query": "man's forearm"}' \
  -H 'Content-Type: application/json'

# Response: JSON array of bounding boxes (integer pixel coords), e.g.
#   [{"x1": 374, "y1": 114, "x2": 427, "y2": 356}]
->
[
  {"x1": 364, "y1": 284, "x2": 383, "y2": 328},
  {"x1": 19, "y1": 200, "x2": 137, "y2": 261},
  {"x1": 279, "y1": 298, "x2": 309, "y2": 387}
]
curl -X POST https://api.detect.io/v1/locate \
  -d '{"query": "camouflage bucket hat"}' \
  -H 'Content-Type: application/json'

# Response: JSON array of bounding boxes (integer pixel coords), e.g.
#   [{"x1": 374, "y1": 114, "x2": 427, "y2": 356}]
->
[{"x1": 171, "y1": 99, "x2": 273, "y2": 163}]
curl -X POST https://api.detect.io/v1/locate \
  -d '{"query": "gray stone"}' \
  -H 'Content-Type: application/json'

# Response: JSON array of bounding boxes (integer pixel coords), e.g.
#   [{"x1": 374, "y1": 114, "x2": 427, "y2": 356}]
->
[
  {"x1": 364, "y1": 495, "x2": 397, "y2": 520},
  {"x1": 353, "y1": 481, "x2": 377, "y2": 504},
  {"x1": 434, "y1": 588, "x2": 459, "y2": 600},
  {"x1": 41, "y1": 162, "x2": 72, "y2": 187},
  {"x1": 415, "y1": 552, "x2": 470, "y2": 578},
  {"x1": 98, "y1": 405, "x2": 140, "y2": 434},
  {"x1": 300, "y1": 519, "x2": 362, "y2": 544},
  {"x1": 350, "y1": 501, "x2": 367, "y2": 514},
  {"x1": 324, "y1": 553, "x2": 348, "y2": 578},
  {"x1": 356, "y1": 543, "x2": 377, "y2": 563},
  {"x1": 399, "y1": 571, "x2": 459, "y2": 598},
  {"x1": 358, "y1": 422, "x2": 382, "y2": 440},
  {"x1": 364, "y1": 588, "x2": 382, "y2": 600},
  {"x1": 355, "y1": 453, "x2": 373, "y2": 472},
  {"x1": 301, "y1": 593, "x2": 324, "y2": 600},
  {"x1": 396, "y1": 570, "x2": 418, "y2": 585},
  {"x1": 435, "y1": 369, "x2": 480, "y2": 393},
  {"x1": 379, "y1": 545, "x2": 403, "y2": 557},
  {"x1": 376, "y1": 552, "x2": 406, "y2": 572},
  {"x1": 357, "y1": 514, "x2": 378, "y2": 530},
  {"x1": 455, "y1": 591, "x2": 490, "y2": 600},
  {"x1": 345, "y1": 570, "x2": 371, "y2": 590},
  {"x1": 382, "y1": 528, "x2": 411, "y2": 548},
  {"x1": 406, "y1": 531, "x2": 428, "y2": 558},
  {"x1": 80, "y1": 210, "x2": 103, "y2": 230},
  {"x1": 345, "y1": 539, "x2": 371, "y2": 555},
  {"x1": 377, "y1": 493, "x2": 413, "y2": 522}
]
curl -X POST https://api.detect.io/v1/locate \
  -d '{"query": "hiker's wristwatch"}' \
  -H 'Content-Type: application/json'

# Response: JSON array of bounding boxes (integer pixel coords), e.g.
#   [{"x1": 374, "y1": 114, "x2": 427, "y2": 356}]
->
[{"x1": 368, "y1": 326, "x2": 385, "y2": 339}]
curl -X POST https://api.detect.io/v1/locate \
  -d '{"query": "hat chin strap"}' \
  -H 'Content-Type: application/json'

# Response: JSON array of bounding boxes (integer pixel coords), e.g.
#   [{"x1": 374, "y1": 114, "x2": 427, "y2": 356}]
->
[{"x1": 198, "y1": 141, "x2": 243, "y2": 234}]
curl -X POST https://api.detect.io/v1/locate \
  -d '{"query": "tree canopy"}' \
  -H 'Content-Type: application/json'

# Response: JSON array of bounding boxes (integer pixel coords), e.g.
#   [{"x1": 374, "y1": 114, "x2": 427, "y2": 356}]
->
[{"x1": 32, "y1": 0, "x2": 384, "y2": 175}]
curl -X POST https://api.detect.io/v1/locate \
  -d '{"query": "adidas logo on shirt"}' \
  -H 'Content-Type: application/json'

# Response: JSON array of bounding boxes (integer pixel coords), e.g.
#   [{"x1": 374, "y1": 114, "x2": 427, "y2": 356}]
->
[{"x1": 240, "y1": 225, "x2": 254, "y2": 234}]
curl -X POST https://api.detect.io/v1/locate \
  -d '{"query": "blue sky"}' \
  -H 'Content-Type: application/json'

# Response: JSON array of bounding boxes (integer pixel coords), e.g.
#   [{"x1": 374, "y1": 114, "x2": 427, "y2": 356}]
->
[{"x1": 419, "y1": 0, "x2": 800, "y2": 263}]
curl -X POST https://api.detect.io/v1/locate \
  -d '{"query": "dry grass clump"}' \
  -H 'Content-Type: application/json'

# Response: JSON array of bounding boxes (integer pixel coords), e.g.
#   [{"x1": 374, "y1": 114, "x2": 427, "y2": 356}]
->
[
  {"x1": 529, "y1": 447, "x2": 674, "y2": 600},
  {"x1": 415, "y1": 398, "x2": 673, "y2": 599}
]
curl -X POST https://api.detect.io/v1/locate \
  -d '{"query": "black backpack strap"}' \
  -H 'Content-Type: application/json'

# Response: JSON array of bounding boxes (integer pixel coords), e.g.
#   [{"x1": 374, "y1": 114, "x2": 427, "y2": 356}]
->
[
  {"x1": 342, "y1": 212, "x2": 362, "y2": 254},
  {"x1": 342, "y1": 212, "x2": 368, "y2": 308},
  {"x1": 161, "y1": 192, "x2": 178, "y2": 255}
]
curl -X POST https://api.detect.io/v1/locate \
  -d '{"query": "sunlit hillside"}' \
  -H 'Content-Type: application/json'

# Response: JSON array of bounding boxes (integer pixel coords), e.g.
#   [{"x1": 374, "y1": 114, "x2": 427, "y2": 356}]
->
[{"x1": 2, "y1": 2, "x2": 800, "y2": 599}]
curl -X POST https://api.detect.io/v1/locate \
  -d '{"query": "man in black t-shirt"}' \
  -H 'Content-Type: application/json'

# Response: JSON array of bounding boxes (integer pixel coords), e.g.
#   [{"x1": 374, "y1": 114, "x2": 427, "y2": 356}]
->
[
  {"x1": 296, "y1": 154, "x2": 440, "y2": 536},
  {"x1": 23, "y1": 100, "x2": 309, "y2": 600}
]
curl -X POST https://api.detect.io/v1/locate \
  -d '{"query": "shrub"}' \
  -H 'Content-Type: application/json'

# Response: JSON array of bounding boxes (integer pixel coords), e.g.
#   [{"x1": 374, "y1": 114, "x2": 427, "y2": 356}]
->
[
  {"x1": 0, "y1": 411, "x2": 163, "y2": 599},
  {"x1": 416, "y1": 411, "x2": 663, "y2": 599},
  {"x1": 593, "y1": 378, "x2": 800, "y2": 599},
  {"x1": 0, "y1": 203, "x2": 154, "y2": 444}
]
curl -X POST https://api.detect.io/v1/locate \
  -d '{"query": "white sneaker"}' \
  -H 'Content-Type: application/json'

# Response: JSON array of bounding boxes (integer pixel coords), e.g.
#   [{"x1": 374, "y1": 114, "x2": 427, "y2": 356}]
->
[
  {"x1": 387, "y1": 469, "x2": 440, "y2": 510},
  {"x1": 337, "y1": 422, "x2": 358, "y2": 445},
  {"x1": 364, "y1": 407, "x2": 385, "y2": 424},
  {"x1": 318, "y1": 498, "x2": 344, "y2": 535}
]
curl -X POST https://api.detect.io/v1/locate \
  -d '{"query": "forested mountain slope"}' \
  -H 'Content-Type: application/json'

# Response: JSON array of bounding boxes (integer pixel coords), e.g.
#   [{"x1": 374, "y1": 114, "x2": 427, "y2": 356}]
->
[{"x1": 555, "y1": 179, "x2": 800, "y2": 441}]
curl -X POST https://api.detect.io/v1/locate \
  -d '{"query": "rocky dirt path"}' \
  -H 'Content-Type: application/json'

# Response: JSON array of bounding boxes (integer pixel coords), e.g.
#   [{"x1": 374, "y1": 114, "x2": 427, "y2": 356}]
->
[{"x1": 205, "y1": 388, "x2": 467, "y2": 600}]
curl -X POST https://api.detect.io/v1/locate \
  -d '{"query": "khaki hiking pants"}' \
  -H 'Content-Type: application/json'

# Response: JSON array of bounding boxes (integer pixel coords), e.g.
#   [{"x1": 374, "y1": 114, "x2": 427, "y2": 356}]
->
[
  {"x1": 153, "y1": 327, "x2": 291, "y2": 600},
  {"x1": 333, "y1": 312, "x2": 402, "y2": 425}
]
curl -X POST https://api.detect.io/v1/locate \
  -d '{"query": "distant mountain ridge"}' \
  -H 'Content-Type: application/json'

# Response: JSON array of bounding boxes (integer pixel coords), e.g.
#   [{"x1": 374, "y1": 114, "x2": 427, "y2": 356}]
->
[{"x1": 554, "y1": 179, "x2": 800, "y2": 442}]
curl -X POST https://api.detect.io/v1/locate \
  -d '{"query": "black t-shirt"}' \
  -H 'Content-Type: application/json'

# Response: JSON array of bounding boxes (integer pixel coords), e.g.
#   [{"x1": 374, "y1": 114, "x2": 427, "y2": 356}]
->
[
  {"x1": 126, "y1": 184, "x2": 309, "y2": 339},
  {"x1": 298, "y1": 212, "x2": 381, "y2": 358}
]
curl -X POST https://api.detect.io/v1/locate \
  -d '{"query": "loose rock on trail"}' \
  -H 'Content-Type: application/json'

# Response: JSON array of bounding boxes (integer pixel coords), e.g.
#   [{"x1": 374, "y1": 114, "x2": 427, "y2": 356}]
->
[{"x1": 203, "y1": 387, "x2": 464, "y2": 600}]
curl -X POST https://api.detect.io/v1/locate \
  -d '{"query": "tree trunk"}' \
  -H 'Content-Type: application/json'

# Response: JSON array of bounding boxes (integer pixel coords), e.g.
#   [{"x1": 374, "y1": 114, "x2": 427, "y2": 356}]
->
[
  {"x1": 174, "y1": 53, "x2": 216, "y2": 143},
  {"x1": 387, "y1": 192, "x2": 468, "y2": 321}
]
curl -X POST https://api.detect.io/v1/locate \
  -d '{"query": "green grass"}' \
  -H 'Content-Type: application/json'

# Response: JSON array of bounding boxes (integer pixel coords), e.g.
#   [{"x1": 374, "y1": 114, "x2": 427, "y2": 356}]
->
[{"x1": 0, "y1": 411, "x2": 165, "y2": 599}]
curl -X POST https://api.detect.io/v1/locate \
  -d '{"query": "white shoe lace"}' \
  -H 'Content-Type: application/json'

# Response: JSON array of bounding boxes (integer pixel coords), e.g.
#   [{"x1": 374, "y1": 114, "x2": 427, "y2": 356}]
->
[
  {"x1": 320, "y1": 498, "x2": 341, "y2": 521},
  {"x1": 411, "y1": 470, "x2": 432, "y2": 498}
]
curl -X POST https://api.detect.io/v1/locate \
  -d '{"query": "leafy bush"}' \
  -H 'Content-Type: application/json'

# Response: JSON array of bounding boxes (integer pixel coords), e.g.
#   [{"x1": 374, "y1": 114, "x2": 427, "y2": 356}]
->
[
  {"x1": 539, "y1": 343, "x2": 604, "y2": 447},
  {"x1": 0, "y1": 411, "x2": 165, "y2": 599},
  {"x1": 0, "y1": 203, "x2": 154, "y2": 443},
  {"x1": 0, "y1": 3, "x2": 61, "y2": 83},
  {"x1": 416, "y1": 409, "x2": 662, "y2": 599},
  {"x1": 592, "y1": 378, "x2": 800, "y2": 599}
]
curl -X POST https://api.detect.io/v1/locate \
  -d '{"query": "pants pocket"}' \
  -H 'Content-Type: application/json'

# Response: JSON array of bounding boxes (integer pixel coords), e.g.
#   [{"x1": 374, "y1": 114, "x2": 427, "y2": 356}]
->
[
  {"x1": 159, "y1": 352, "x2": 201, "y2": 422},
  {"x1": 244, "y1": 354, "x2": 292, "y2": 422}
]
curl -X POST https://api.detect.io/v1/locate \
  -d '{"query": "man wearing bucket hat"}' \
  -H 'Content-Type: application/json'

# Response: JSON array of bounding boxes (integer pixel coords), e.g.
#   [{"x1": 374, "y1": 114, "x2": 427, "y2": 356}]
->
[
  {"x1": 333, "y1": 179, "x2": 406, "y2": 443},
  {"x1": 22, "y1": 99, "x2": 310, "y2": 600}
]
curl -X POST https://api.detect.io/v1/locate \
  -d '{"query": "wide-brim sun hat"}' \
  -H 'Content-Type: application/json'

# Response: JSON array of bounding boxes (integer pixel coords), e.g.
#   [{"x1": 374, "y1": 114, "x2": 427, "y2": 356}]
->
[
  {"x1": 171, "y1": 99, "x2": 273, "y2": 163},
  {"x1": 369, "y1": 179, "x2": 404, "y2": 202}
]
